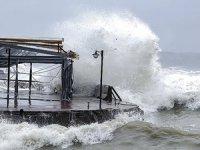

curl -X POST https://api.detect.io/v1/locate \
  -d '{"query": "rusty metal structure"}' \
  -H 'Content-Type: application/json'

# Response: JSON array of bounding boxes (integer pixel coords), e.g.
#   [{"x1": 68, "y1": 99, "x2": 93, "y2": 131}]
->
[{"x1": 0, "y1": 36, "x2": 74, "y2": 108}]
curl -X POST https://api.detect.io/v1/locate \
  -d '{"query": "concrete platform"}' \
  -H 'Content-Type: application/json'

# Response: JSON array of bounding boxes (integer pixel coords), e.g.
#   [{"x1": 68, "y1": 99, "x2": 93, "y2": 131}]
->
[{"x1": 0, "y1": 92, "x2": 143, "y2": 126}]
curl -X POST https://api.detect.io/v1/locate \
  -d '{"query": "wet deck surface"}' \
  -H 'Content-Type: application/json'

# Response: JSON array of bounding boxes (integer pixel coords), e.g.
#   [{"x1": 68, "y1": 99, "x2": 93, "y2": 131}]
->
[
  {"x1": 0, "y1": 91, "x2": 137, "y2": 112},
  {"x1": 0, "y1": 91, "x2": 143, "y2": 126}
]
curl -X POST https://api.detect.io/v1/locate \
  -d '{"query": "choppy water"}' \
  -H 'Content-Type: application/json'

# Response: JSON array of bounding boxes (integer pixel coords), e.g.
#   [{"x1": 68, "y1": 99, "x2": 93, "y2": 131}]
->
[
  {"x1": 40, "y1": 110, "x2": 200, "y2": 150},
  {"x1": 1, "y1": 110, "x2": 200, "y2": 150}
]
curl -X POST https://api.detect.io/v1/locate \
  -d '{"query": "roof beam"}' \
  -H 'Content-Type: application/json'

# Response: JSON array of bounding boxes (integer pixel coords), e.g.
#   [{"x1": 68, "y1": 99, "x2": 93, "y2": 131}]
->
[
  {"x1": 0, "y1": 36, "x2": 64, "y2": 44},
  {"x1": 0, "y1": 43, "x2": 66, "y2": 57},
  {"x1": 0, "y1": 41, "x2": 63, "y2": 50},
  {"x1": 0, "y1": 56, "x2": 64, "y2": 64}
]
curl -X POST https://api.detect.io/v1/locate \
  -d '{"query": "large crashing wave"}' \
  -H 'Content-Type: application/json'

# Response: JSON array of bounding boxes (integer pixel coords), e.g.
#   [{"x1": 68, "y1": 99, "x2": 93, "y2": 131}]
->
[
  {"x1": 0, "y1": 11, "x2": 199, "y2": 112},
  {"x1": 53, "y1": 11, "x2": 165, "y2": 111},
  {"x1": 54, "y1": 12, "x2": 160, "y2": 91},
  {"x1": 52, "y1": 11, "x2": 200, "y2": 112}
]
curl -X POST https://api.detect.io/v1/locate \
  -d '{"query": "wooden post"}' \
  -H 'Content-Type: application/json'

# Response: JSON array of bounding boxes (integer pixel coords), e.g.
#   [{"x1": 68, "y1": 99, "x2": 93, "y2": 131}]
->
[
  {"x1": 7, "y1": 48, "x2": 10, "y2": 108},
  {"x1": 14, "y1": 60, "x2": 18, "y2": 108},
  {"x1": 29, "y1": 63, "x2": 32, "y2": 105}
]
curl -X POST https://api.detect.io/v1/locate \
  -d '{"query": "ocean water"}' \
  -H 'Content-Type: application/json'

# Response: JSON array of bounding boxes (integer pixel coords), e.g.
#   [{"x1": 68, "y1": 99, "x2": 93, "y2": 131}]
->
[{"x1": 1, "y1": 11, "x2": 200, "y2": 149}]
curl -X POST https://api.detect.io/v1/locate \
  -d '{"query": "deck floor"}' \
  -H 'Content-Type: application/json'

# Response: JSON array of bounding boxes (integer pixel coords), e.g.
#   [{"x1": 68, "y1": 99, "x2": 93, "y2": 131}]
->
[{"x1": 0, "y1": 91, "x2": 137, "y2": 112}]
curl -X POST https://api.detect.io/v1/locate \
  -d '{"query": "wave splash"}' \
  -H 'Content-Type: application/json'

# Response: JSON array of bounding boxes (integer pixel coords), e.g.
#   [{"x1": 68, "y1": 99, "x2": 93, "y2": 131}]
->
[
  {"x1": 54, "y1": 11, "x2": 200, "y2": 112},
  {"x1": 0, "y1": 113, "x2": 141, "y2": 150},
  {"x1": 52, "y1": 11, "x2": 200, "y2": 112},
  {"x1": 53, "y1": 11, "x2": 166, "y2": 112},
  {"x1": 1, "y1": 11, "x2": 200, "y2": 112}
]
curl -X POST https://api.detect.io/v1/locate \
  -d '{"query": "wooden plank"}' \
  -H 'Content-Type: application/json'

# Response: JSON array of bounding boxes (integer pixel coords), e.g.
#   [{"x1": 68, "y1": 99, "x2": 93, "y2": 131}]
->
[
  {"x1": 0, "y1": 40, "x2": 63, "y2": 50},
  {"x1": 0, "y1": 36, "x2": 64, "y2": 44}
]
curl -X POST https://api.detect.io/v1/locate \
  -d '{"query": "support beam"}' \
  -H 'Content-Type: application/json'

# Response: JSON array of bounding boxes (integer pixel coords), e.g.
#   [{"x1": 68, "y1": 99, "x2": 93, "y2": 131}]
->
[
  {"x1": 0, "y1": 41, "x2": 63, "y2": 50},
  {"x1": 0, "y1": 43, "x2": 65, "y2": 56},
  {"x1": 61, "y1": 60, "x2": 65, "y2": 100},
  {"x1": 7, "y1": 48, "x2": 10, "y2": 108},
  {"x1": 0, "y1": 56, "x2": 63, "y2": 62},
  {"x1": 29, "y1": 63, "x2": 32, "y2": 105},
  {"x1": 14, "y1": 60, "x2": 18, "y2": 108},
  {"x1": 0, "y1": 36, "x2": 64, "y2": 44}
]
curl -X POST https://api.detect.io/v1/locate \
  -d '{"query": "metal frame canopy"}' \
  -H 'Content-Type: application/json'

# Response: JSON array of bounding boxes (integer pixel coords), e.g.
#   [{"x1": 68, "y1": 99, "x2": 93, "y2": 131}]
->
[{"x1": 0, "y1": 36, "x2": 74, "y2": 108}]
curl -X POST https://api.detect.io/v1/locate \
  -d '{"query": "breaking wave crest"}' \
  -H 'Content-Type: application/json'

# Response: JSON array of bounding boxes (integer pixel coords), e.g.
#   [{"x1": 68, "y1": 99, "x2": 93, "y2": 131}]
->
[
  {"x1": 0, "y1": 113, "x2": 141, "y2": 150},
  {"x1": 53, "y1": 11, "x2": 200, "y2": 112}
]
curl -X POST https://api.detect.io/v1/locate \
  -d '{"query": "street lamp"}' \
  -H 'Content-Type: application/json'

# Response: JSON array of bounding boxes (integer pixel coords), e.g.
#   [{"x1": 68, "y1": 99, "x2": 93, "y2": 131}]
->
[{"x1": 92, "y1": 50, "x2": 104, "y2": 109}]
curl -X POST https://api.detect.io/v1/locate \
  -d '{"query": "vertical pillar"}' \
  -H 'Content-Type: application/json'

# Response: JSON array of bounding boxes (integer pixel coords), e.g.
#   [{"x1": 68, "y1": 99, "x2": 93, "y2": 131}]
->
[
  {"x1": 29, "y1": 63, "x2": 32, "y2": 105},
  {"x1": 69, "y1": 60, "x2": 73, "y2": 98},
  {"x1": 61, "y1": 60, "x2": 64, "y2": 100},
  {"x1": 58, "y1": 44, "x2": 60, "y2": 53},
  {"x1": 7, "y1": 48, "x2": 10, "y2": 108},
  {"x1": 99, "y1": 50, "x2": 104, "y2": 109},
  {"x1": 14, "y1": 60, "x2": 18, "y2": 108}
]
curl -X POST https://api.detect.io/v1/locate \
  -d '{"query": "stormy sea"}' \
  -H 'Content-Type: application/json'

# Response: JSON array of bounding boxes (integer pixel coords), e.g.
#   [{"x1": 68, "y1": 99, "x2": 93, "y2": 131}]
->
[{"x1": 1, "y1": 12, "x2": 200, "y2": 150}]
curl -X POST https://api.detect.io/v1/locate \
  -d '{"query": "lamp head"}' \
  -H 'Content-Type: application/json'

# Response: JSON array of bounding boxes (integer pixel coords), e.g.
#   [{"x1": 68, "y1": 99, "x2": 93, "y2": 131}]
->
[{"x1": 92, "y1": 51, "x2": 99, "y2": 59}]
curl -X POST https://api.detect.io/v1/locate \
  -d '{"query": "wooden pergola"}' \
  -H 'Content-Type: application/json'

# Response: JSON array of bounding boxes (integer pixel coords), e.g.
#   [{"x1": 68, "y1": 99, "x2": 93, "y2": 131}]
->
[{"x1": 0, "y1": 36, "x2": 74, "y2": 108}]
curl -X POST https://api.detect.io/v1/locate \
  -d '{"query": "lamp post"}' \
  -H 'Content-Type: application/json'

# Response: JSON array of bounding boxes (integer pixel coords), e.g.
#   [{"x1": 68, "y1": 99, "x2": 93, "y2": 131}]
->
[{"x1": 92, "y1": 50, "x2": 104, "y2": 109}]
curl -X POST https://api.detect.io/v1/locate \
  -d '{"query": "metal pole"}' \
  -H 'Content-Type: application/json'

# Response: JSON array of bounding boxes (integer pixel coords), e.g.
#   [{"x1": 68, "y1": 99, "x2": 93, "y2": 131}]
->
[
  {"x1": 29, "y1": 63, "x2": 32, "y2": 105},
  {"x1": 14, "y1": 60, "x2": 18, "y2": 108},
  {"x1": 61, "y1": 60, "x2": 64, "y2": 100},
  {"x1": 99, "y1": 50, "x2": 104, "y2": 109},
  {"x1": 58, "y1": 43, "x2": 60, "y2": 53},
  {"x1": 7, "y1": 48, "x2": 10, "y2": 108}
]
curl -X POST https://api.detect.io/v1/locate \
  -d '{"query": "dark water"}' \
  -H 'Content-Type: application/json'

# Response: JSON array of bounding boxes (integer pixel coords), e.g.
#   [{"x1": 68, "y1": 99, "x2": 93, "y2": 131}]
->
[
  {"x1": 68, "y1": 111, "x2": 200, "y2": 150},
  {"x1": 35, "y1": 110, "x2": 200, "y2": 150}
]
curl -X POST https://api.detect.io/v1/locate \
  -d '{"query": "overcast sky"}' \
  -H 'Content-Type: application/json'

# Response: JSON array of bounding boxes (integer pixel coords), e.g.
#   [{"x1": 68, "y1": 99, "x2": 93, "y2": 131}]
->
[{"x1": 0, "y1": 0, "x2": 199, "y2": 53}]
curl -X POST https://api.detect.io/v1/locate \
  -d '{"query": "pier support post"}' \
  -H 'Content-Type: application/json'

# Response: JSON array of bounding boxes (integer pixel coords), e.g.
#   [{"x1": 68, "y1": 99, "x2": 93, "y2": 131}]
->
[
  {"x1": 61, "y1": 60, "x2": 65, "y2": 100},
  {"x1": 14, "y1": 60, "x2": 18, "y2": 108},
  {"x1": 7, "y1": 48, "x2": 10, "y2": 108},
  {"x1": 29, "y1": 63, "x2": 32, "y2": 105},
  {"x1": 61, "y1": 59, "x2": 72, "y2": 100}
]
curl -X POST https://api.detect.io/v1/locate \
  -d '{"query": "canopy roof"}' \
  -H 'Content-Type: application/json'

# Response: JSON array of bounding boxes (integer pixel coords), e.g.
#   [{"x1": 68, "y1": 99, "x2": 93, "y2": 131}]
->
[{"x1": 0, "y1": 36, "x2": 67, "y2": 67}]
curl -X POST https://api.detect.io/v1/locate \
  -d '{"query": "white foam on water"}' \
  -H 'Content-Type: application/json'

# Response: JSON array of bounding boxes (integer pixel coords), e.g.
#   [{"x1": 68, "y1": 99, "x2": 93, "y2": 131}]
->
[
  {"x1": 0, "y1": 113, "x2": 141, "y2": 150},
  {"x1": 160, "y1": 68, "x2": 200, "y2": 110}
]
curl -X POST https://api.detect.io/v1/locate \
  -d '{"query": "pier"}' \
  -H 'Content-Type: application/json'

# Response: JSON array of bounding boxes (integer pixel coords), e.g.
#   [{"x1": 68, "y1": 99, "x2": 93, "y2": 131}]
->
[{"x1": 0, "y1": 36, "x2": 143, "y2": 126}]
